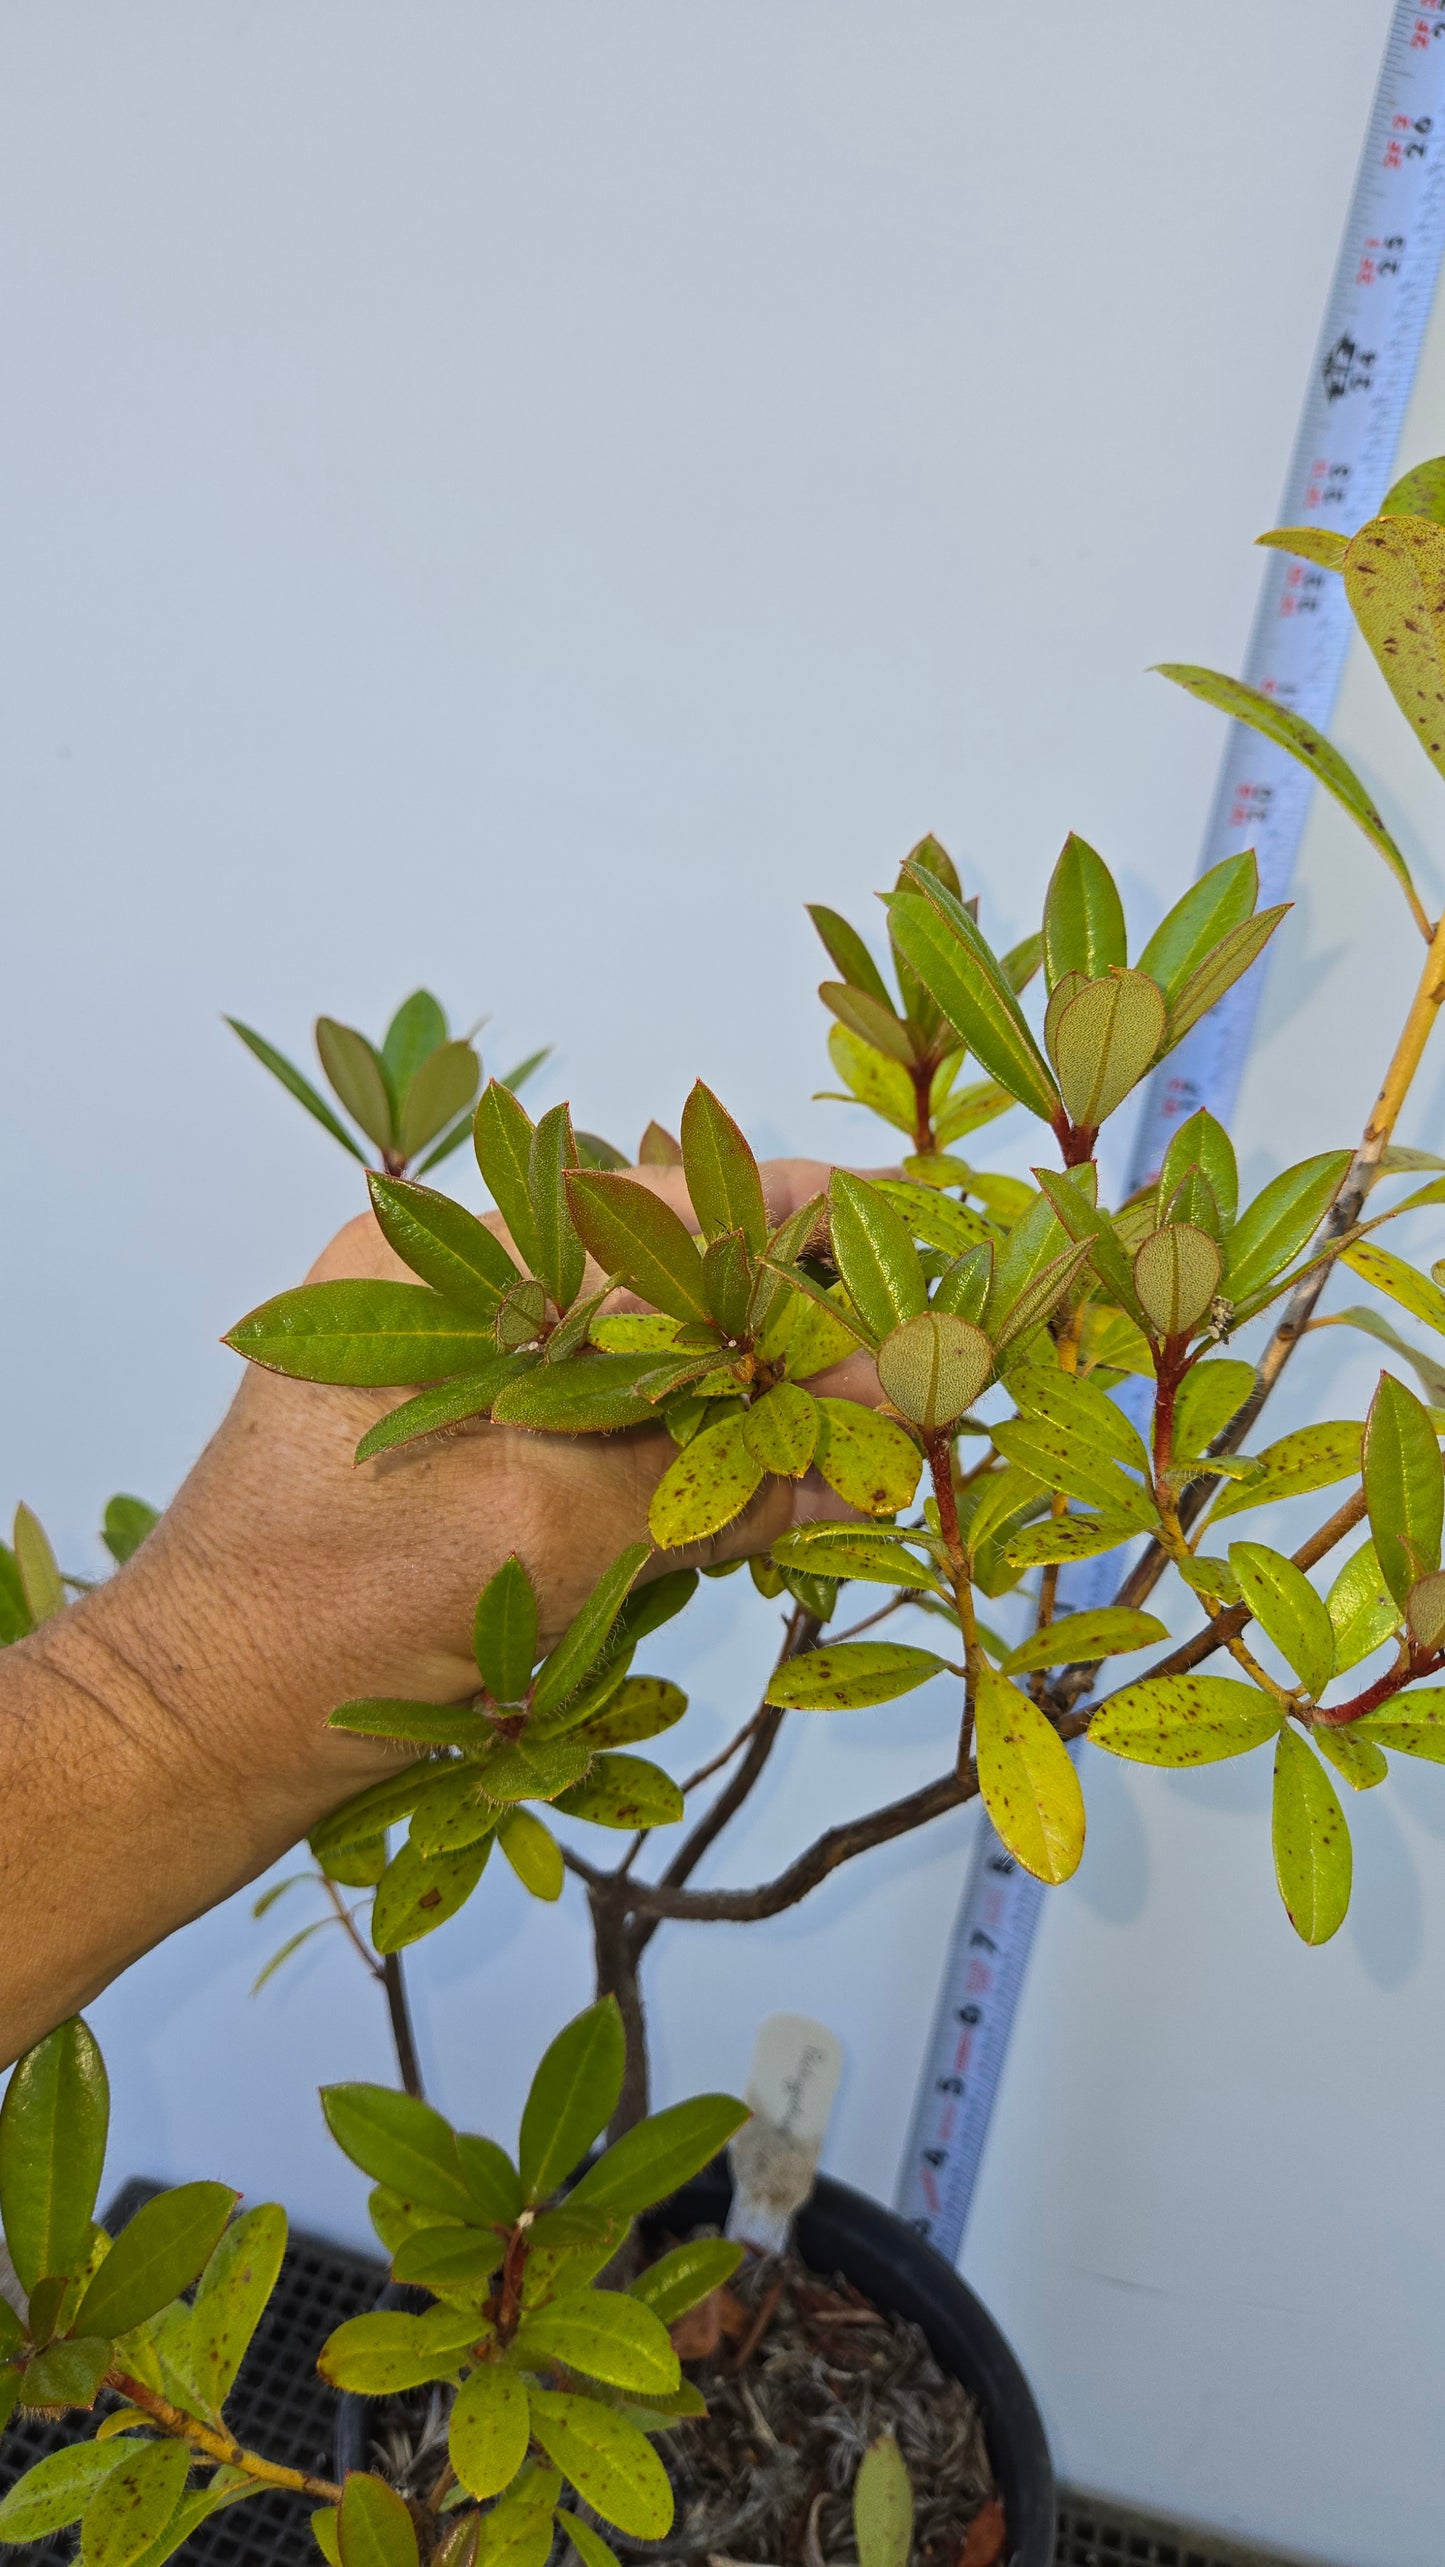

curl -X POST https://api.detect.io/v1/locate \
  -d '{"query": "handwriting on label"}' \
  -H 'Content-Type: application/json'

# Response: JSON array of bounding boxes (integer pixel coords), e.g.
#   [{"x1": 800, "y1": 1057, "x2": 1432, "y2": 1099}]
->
[{"x1": 727, "y1": 2012, "x2": 844, "y2": 2254}]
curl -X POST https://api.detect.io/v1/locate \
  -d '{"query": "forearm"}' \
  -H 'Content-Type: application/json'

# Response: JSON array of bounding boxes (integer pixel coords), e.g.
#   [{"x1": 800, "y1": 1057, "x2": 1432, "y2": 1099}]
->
[{"x1": 0, "y1": 1527, "x2": 395, "y2": 2067}]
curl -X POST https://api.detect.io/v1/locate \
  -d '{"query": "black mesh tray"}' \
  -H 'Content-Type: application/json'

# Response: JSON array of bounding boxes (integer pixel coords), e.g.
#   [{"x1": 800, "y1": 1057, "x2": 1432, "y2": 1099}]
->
[{"x1": 0, "y1": 2181, "x2": 384, "y2": 2564}]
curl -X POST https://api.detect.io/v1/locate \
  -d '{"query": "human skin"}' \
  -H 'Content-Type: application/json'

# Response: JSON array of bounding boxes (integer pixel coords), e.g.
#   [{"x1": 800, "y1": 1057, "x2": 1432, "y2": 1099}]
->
[{"x1": 0, "y1": 1158, "x2": 879, "y2": 2066}]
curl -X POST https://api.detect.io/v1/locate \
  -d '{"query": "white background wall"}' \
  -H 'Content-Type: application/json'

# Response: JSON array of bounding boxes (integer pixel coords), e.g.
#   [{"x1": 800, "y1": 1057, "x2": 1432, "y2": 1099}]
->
[{"x1": 4, "y1": 8, "x2": 1445, "y2": 2561}]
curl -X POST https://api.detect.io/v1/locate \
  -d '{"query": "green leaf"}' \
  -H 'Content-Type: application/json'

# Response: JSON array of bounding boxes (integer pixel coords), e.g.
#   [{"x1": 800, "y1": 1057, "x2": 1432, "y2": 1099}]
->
[
  {"x1": 390, "y1": 2226, "x2": 503, "y2": 2303},
  {"x1": 0, "y1": 2016, "x2": 109, "y2": 2293},
  {"x1": 1131, "y1": 1223, "x2": 1221, "y2": 1338},
  {"x1": 526, "y1": 2390, "x2": 673, "y2": 2540},
  {"x1": 1209, "y1": 1419, "x2": 1363, "y2": 1520},
  {"x1": 770, "y1": 1526, "x2": 942, "y2": 1592},
  {"x1": 20, "y1": 2338, "x2": 112, "y2": 2409},
  {"x1": 309, "y1": 1766, "x2": 442, "y2": 1859},
  {"x1": 553, "y1": 1755, "x2": 684, "y2": 1830},
  {"x1": 820, "y1": 980, "x2": 918, "y2": 1066},
  {"x1": 336, "y1": 2471, "x2": 420, "y2": 2567},
  {"x1": 100, "y1": 1497, "x2": 159, "y2": 1566},
  {"x1": 449, "y1": 2366, "x2": 532, "y2": 2500},
  {"x1": 226, "y1": 1281, "x2": 499, "y2": 1386},
  {"x1": 473, "y1": 1082, "x2": 545, "y2": 1275},
  {"x1": 1157, "y1": 662, "x2": 1422, "y2": 924},
  {"x1": 474, "y1": 2471, "x2": 558, "y2": 2567},
  {"x1": 576, "y1": 1675, "x2": 687, "y2": 1749},
  {"x1": 0, "y1": 1546, "x2": 31, "y2": 1646},
  {"x1": 991, "y1": 1416, "x2": 1155, "y2": 1528},
  {"x1": 1027, "y1": 1167, "x2": 1137, "y2": 1312},
  {"x1": 565, "y1": 1174, "x2": 711, "y2": 1326},
  {"x1": 1272, "y1": 1725, "x2": 1351, "y2": 1945},
  {"x1": 877, "y1": 1314, "x2": 992, "y2": 1431},
  {"x1": 353, "y1": 1363, "x2": 533, "y2": 1463},
  {"x1": 888, "y1": 883, "x2": 1061, "y2": 1124},
  {"x1": 1256, "y1": 524, "x2": 1350, "y2": 570},
  {"x1": 702, "y1": 1231, "x2": 753, "y2": 1340},
  {"x1": 814, "y1": 1400, "x2": 922, "y2": 1515},
  {"x1": 991, "y1": 1238, "x2": 1097, "y2": 1354},
  {"x1": 226, "y1": 1018, "x2": 370, "y2": 1160},
  {"x1": 531, "y1": 1545, "x2": 650, "y2": 1718},
  {"x1": 1003, "y1": 1512, "x2": 1133, "y2": 1569},
  {"x1": 629, "y1": 2237, "x2": 743, "y2": 2324},
  {"x1": 1327, "y1": 1540, "x2": 1400, "y2": 1674},
  {"x1": 679, "y1": 1084, "x2": 768, "y2": 1252},
  {"x1": 1089, "y1": 1673, "x2": 1283, "y2": 1764},
  {"x1": 1135, "y1": 851, "x2": 1260, "y2": 1008},
  {"x1": 820, "y1": 1024, "x2": 917, "y2": 1139},
  {"x1": 1342, "y1": 1237, "x2": 1445, "y2": 1340},
  {"x1": 491, "y1": 1354, "x2": 663, "y2": 1433},
  {"x1": 742, "y1": 1384, "x2": 820, "y2": 1478},
  {"x1": 13, "y1": 1505, "x2": 64, "y2": 1625},
  {"x1": 0, "y1": 2443, "x2": 132, "y2": 2542},
  {"x1": 518, "y1": 2001, "x2": 626, "y2": 2204},
  {"x1": 765, "y1": 1641, "x2": 946, "y2": 1711},
  {"x1": 1010, "y1": 1361, "x2": 1151, "y2": 1477},
  {"x1": 826, "y1": 1175, "x2": 927, "y2": 1341},
  {"x1": 399, "y1": 1044, "x2": 480, "y2": 1163},
  {"x1": 1228, "y1": 1543, "x2": 1334, "y2": 1696},
  {"x1": 1002, "y1": 1607, "x2": 1167, "y2": 1675},
  {"x1": 514, "y1": 2290, "x2": 680, "y2": 2394},
  {"x1": 1355, "y1": 1689, "x2": 1445, "y2": 1759},
  {"x1": 1041, "y1": 833, "x2": 1127, "y2": 989},
  {"x1": 1162, "y1": 908, "x2": 1289, "y2": 1050},
  {"x1": 471, "y1": 1557, "x2": 539, "y2": 1704},
  {"x1": 1310, "y1": 1725, "x2": 1388, "y2": 1792},
  {"x1": 973, "y1": 1663, "x2": 1085, "y2": 1885},
  {"x1": 1223, "y1": 1152, "x2": 1353, "y2": 1307},
  {"x1": 649, "y1": 1409, "x2": 765, "y2": 1547},
  {"x1": 312, "y1": 2507, "x2": 343, "y2": 2566},
  {"x1": 316, "y1": 1021, "x2": 395, "y2": 1152},
  {"x1": 854, "y1": 2433, "x2": 913, "y2": 2567},
  {"x1": 1363, "y1": 1371, "x2": 1443, "y2": 1606},
  {"x1": 498, "y1": 1808, "x2": 564, "y2": 1900},
  {"x1": 932, "y1": 1080, "x2": 1017, "y2": 1148},
  {"x1": 1158, "y1": 1110, "x2": 1239, "y2": 1230},
  {"x1": 80, "y1": 2434, "x2": 190, "y2": 2567},
  {"x1": 1052, "y1": 972, "x2": 1165, "y2": 1133},
  {"x1": 367, "y1": 1175, "x2": 521, "y2": 1314},
  {"x1": 930, "y1": 1242, "x2": 994, "y2": 1326},
  {"x1": 1173, "y1": 1358, "x2": 1254, "y2": 1459},
  {"x1": 571, "y1": 2095, "x2": 748, "y2": 2218},
  {"x1": 1344, "y1": 513, "x2": 1445, "y2": 798},
  {"x1": 371, "y1": 1838, "x2": 492, "y2": 1950},
  {"x1": 318, "y1": 2304, "x2": 481, "y2": 2394},
  {"x1": 75, "y1": 2185, "x2": 236, "y2": 2341},
  {"x1": 528, "y1": 1104, "x2": 586, "y2": 1310},
  {"x1": 807, "y1": 905, "x2": 894, "y2": 1009},
  {"x1": 381, "y1": 990, "x2": 448, "y2": 1093},
  {"x1": 188, "y1": 2202, "x2": 287, "y2": 2417}
]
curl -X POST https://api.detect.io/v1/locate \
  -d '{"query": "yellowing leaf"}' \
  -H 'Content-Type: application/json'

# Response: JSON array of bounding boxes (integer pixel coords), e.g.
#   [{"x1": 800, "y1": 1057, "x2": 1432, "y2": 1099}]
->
[
  {"x1": 1344, "y1": 512, "x2": 1445, "y2": 792},
  {"x1": 742, "y1": 1384, "x2": 820, "y2": 1478},
  {"x1": 1090, "y1": 1673, "x2": 1282, "y2": 1765},
  {"x1": 1209, "y1": 1420, "x2": 1362, "y2": 1520},
  {"x1": 1229, "y1": 1542, "x2": 1335, "y2": 1697},
  {"x1": 765, "y1": 1641, "x2": 948, "y2": 1710},
  {"x1": 648, "y1": 1409, "x2": 765, "y2": 1548},
  {"x1": 1272, "y1": 1725, "x2": 1351, "y2": 1945},
  {"x1": 1310, "y1": 1725, "x2": 1387, "y2": 1792},
  {"x1": 973, "y1": 1664, "x2": 1084, "y2": 1884},
  {"x1": 1001, "y1": 1606, "x2": 1167, "y2": 1675},
  {"x1": 1342, "y1": 1238, "x2": 1445, "y2": 1338},
  {"x1": 814, "y1": 1400, "x2": 922, "y2": 1515},
  {"x1": 499, "y1": 1809, "x2": 564, "y2": 1901},
  {"x1": 1355, "y1": 1688, "x2": 1445, "y2": 1759}
]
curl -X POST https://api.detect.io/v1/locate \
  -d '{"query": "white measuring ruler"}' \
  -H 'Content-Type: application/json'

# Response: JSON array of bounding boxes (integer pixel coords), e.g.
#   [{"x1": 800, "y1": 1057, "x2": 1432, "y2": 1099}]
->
[{"x1": 896, "y1": 0, "x2": 1445, "y2": 2262}]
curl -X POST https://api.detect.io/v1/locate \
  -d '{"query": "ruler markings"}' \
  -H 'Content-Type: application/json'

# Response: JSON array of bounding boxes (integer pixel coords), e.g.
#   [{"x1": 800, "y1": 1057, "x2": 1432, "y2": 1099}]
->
[{"x1": 895, "y1": 0, "x2": 1445, "y2": 2260}]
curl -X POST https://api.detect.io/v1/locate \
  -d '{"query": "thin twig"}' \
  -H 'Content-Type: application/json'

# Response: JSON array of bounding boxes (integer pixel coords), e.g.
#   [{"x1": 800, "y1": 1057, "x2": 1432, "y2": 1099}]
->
[{"x1": 322, "y1": 1877, "x2": 385, "y2": 1984}]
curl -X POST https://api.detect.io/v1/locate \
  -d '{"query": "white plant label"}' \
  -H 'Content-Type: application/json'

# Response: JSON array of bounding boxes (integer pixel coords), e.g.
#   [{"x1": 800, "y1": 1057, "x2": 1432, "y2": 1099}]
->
[{"x1": 727, "y1": 2012, "x2": 844, "y2": 2254}]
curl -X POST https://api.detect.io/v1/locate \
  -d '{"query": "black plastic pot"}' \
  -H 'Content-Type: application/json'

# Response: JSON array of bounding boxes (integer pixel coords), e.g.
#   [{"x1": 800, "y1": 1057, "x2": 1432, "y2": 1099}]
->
[{"x1": 337, "y1": 2164, "x2": 1053, "y2": 2567}]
